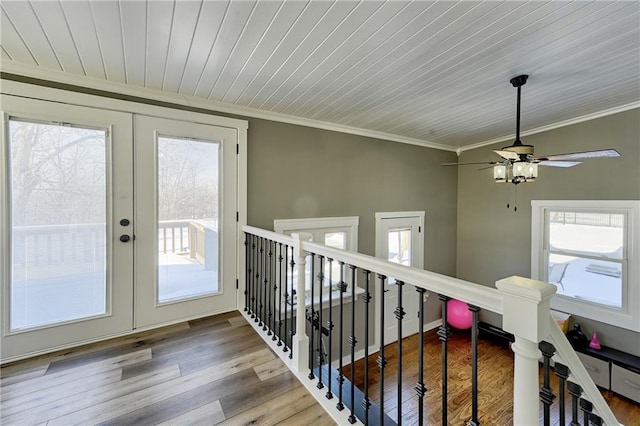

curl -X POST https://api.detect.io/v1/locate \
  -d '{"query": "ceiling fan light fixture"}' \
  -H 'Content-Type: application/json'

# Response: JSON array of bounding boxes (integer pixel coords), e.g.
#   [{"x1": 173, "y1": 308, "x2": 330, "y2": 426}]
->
[{"x1": 493, "y1": 164, "x2": 507, "y2": 182}]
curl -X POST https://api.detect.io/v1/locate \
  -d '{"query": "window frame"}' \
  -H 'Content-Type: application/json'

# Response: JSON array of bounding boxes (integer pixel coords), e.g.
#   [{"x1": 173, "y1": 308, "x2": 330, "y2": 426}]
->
[
  {"x1": 531, "y1": 200, "x2": 640, "y2": 332},
  {"x1": 274, "y1": 216, "x2": 359, "y2": 299}
]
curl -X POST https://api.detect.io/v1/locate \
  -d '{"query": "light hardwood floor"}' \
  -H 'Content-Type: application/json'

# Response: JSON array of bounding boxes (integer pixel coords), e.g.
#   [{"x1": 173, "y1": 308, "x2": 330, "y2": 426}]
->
[
  {"x1": 346, "y1": 328, "x2": 640, "y2": 425},
  {"x1": 0, "y1": 311, "x2": 335, "y2": 426}
]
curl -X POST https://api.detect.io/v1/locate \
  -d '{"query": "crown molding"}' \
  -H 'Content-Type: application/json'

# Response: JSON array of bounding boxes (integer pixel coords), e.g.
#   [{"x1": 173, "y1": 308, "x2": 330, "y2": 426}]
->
[
  {"x1": 458, "y1": 102, "x2": 640, "y2": 154},
  {"x1": 0, "y1": 61, "x2": 455, "y2": 152}
]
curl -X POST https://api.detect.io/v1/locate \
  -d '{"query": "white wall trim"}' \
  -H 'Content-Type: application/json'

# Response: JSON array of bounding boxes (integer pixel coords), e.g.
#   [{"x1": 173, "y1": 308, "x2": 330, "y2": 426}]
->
[
  {"x1": 459, "y1": 103, "x2": 640, "y2": 154},
  {"x1": 531, "y1": 199, "x2": 640, "y2": 332},
  {"x1": 1, "y1": 62, "x2": 454, "y2": 152}
]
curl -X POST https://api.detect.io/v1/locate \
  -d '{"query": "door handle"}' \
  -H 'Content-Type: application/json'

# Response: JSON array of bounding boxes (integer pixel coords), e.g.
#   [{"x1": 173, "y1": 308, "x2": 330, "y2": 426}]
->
[
  {"x1": 120, "y1": 234, "x2": 131, "y2": 243},
  {"x1": 120, "y1": 218, "x2": 130, "y2": 226}
]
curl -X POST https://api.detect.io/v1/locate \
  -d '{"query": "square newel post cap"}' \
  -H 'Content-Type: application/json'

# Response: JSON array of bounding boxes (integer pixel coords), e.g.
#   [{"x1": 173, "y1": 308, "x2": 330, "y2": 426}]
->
[
  {"x1": 496, "y1": 276, "x2": 557, "y2": 343},
  {"x1": 291, "y1": 232, "x2": 313, "y2": 258}
]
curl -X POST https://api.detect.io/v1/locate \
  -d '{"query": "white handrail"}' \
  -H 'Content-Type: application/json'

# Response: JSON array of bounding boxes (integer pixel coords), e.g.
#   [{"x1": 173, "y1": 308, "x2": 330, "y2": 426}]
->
[
  {"x1": 548, "y1": 315, "x2": 621, "y2": 425},
  {"x1": 241, "y1": 225, "x2": 620, "y2": 425},
  {"x1": 242, "y1": 225, "x2": 503, "y2": 314}
]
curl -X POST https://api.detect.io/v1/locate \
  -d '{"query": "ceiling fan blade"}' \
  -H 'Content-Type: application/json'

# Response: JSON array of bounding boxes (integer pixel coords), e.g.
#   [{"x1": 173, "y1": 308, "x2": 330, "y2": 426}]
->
[
  {"x1": 493, "y1": 150, "x2": 520, "y2": 160},
  {"x1": 537, "y1": 160, "x2": 582, "y2": 168},
  {"x1": 535, "y1": 149, "x2": 620, "y2": 162},
  {"x1": 441, "y1": 161, "x2": 500, "y2": 166}
]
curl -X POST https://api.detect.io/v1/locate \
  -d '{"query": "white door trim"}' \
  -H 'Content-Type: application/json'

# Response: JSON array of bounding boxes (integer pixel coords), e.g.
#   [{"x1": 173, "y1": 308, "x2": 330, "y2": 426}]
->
[{"x1": 374, "y1": 211, "x2": 425, "y2": 348}]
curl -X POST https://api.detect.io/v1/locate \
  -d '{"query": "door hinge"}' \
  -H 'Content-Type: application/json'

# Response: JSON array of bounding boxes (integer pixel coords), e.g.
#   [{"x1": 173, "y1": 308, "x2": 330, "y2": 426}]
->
[
  {"x1": 236, "y1": 279, "x2": 239, "y2": 290},
  {"x1": 419, "y1": 226, "x2": 421, "y2": 233},
  {"x1": 236, "y1": 211, "x2": 239, "y2": 222},
  {"x1": 236, "y1": 143, "x2": 239, "y2": 154}
]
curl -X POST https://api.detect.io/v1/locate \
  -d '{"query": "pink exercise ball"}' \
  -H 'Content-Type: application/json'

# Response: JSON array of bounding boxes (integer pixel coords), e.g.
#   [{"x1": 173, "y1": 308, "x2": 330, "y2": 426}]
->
[{"x1": 447, "y1": 299, "x2": 472, "y2": 330}]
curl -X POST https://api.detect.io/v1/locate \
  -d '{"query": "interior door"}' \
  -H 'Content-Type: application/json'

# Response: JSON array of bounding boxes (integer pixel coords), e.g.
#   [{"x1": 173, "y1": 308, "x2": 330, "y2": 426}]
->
[
  {"x1": 134, "y1": 116, "x2": 238, "y2": 328},
  {"x1": 1, "y1": 95, "x2": 133, "y2": 360},
  {"x1": 375, "y1": 213, "x2": 424, "y2": 346}
]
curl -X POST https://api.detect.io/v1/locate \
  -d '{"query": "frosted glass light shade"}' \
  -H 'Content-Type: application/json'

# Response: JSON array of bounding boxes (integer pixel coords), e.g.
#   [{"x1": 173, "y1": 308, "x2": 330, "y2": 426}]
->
[
  {"x1": 526, "y1": 163, "x2": 538, "y2": 179},
  {"x1": 493, "y1": 165, "x2": 507, "y2": 182},
  {"x1": 512, "y1": 162, "x2": 526, "y2": 178}
]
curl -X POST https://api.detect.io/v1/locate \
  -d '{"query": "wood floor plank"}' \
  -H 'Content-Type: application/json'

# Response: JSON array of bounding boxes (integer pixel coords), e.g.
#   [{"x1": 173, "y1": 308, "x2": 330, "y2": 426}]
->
[
  {"x1": 47, "y1": 348, "x2": 275, "y2": 425},
  {"x1": 0, "y1": 368, "x2": 122, "y2": 416},
  {"x1": 0, "y1": 312, "x2": 334, "y2": 426},
  {"x1": 156, "y1": 399, "x2": 226, "y2": 425},
  {"x1": 218, "y1": 369, "x2": 300, "y2": 419},
  {"x1": 0, "y1": 349, "x2": 150, "y2": 401},
  {"x1": 227, "y1": 314, "x2": 248, "y2": 327},
  {"x1": 276, "y1": 402, "x2": 337, "y2": 426},
  {"x1": 253, "y1": 357, "x2": 289, "y2": 381},
  {"x1": 219, "y1": 385, "x2": 318, "y2": 426},
  {"x1": 98, "y1": 368, "x2": 261, "y2": 426},
  {"x1": 0, "y1": 365, "x2": 48, "y2": 387},
  {"x1": 1, "y1": 365, "x2": 181, "y2": 425}
]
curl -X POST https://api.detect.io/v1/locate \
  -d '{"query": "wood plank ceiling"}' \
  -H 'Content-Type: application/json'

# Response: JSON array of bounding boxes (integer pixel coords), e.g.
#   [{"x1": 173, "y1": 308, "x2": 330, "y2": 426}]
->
[{"x1": 1, "y1": 0, "x2": 639, "y2": 150}]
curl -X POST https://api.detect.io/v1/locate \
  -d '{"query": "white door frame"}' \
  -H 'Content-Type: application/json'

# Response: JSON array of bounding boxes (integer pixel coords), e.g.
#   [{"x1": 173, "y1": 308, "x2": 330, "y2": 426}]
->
[
  {"x1": 0, "y1": 80, "x2": 247, "y2": 363},
  {"x1": 374, "y1": 211, "x2": 425, "y2": 348}
]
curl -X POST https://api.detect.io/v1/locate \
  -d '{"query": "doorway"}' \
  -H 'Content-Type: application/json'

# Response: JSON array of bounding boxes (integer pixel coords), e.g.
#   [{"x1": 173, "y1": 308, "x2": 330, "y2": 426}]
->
[
  {"x1": 1, "y1": 93, "x2": 245, "y2": 361},
  {"x1": 375, "y1": 212, "x2": 424, "y2": 346}
]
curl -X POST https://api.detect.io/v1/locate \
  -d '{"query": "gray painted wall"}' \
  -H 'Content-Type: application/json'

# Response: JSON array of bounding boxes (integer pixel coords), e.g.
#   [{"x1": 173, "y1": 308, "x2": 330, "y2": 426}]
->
[
  {"x1": 246, "y1": 118, "x2": 459, "y2": 325},
  {"x1": 456, "y1": 109, "x2": 640, "y2": 355}
]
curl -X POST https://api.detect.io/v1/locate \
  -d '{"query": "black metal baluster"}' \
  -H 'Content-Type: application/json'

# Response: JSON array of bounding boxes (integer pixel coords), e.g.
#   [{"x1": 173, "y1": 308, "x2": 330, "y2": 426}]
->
[
  {"x1": 348, "y1": 265, "x2": 358, "y2": 424},
  {"x1": 277, "y1": 242, "x2": 284, "y2": 345},
  {"x1": 283, "y1": 245, "x2": 289, "y2": 354},
  {"x1": 554, "y1": 363, "x2": 569, "y2": 426},
  {"x1": 271, "y1": 241, "x2": 278, "y2": 341},
  {"x1": 568, "y1": 381, "x2": 583, "y2": 426},
  {"x1": 539, "y1": 341, "x2": 557, "y2": 426},
  {"x1": 289, "y1": 250, "x2": 295, "y2": 359},
  {"x1": 362, "y1": 270, "x2": 372, "y2": 425},
  {"x1": 590, "y1": 413, "x2": 603, "y2": 426},
  {"x1": 326, "y1": 257, "x2": 334, "y2": 400},
  {"x1": 265, "y1": 240, "x2": 272, "y2": 333},
  {"x1": 469, "y1": 304, "x2": 481, "y2": 426},
  {"x1": 317, "y1": 255, "x2": 325, "y2": 390},
  {"x1": 261, "y1": 237, "x2": 267, "y2": 328},
  {"x1": 309, "y1": 253, "x2": 316, "y2": 380},
  {"x1": 580, "y1": 398, "x2": 593, "y2": 426},
  {"x1": 395, "y1": 280, "x2": 406, "y2": 425},
  {"x1": 336, "y1": 261, "x2": 346, "y2": 411},
  {"x1": 244, "y1": 234, "x2": 249, "y2": 312},
  {"x1": 378, "y1": 274, "x2": 388, "y2": 423},
  {"x1": 415, "y1": 287, "x2": 427, "y2": 426},
  {"x1": 268, "y1": 241, "x2": 278, "y2": 334},
  {"x1": 438, "y1": 294, "x2": 452, "y2": 425},
  {"x1": 251, "y1": 235, "x2": 259, "y2": 320},
  {"x1": 255, "y1": 238, "x2": 262, "y2": 323}
]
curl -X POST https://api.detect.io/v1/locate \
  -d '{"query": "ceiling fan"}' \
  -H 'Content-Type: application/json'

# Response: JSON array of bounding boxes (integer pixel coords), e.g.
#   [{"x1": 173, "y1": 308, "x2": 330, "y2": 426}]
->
[{"x1": 442, "y1": 74, "x2": 620, "y2": 184}]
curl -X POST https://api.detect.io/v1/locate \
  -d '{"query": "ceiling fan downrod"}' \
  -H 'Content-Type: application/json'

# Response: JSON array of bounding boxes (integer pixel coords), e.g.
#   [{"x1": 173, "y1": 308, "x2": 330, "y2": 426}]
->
[{"x1": 510, "y1": 74, "x2": 528, "y2": 146}]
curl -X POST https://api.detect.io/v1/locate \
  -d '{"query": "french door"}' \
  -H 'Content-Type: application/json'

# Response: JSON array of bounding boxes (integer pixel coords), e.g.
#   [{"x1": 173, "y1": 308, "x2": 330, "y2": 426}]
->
[
  {"x1": 1, "y1": 94, "x2": 240, "y2": 361},
  {"x1": 375, "y1": 212, "x2": 425, "y2": 345},
  {"x1": 134, "y1": 115, "x2": 238, "y2": 328}
]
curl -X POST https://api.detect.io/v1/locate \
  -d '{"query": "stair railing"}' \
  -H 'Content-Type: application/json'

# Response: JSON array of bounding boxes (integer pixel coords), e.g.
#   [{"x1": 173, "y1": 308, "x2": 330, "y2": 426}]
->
[{"x1": 241, "y1": 225, "x2": 620, "y2": 425}]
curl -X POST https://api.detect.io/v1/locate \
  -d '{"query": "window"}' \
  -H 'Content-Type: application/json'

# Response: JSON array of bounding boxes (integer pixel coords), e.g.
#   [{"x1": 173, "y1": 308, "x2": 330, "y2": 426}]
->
[
  {"x1": 532, "y1": 201, "x2": 640, "y2": 331},
  {"x1": 274, "y1": 217, "x2": 358, "y2": 294}
]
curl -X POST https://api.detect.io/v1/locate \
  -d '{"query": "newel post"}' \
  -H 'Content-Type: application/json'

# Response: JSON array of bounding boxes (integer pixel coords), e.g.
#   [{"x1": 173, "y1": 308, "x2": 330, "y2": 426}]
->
[
  {"x1": 291, "y1": 232, "x2": 312, "y2": 372},
  {"x1": 496, "y1": 276, "x2": 556, "y2": 426}
]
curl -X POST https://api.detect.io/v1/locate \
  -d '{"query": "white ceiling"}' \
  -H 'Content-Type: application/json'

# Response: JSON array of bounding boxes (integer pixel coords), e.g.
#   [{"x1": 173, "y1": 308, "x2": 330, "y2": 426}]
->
[{"x1": 1, "y1": 0, "x2": 639, "y2": 151}]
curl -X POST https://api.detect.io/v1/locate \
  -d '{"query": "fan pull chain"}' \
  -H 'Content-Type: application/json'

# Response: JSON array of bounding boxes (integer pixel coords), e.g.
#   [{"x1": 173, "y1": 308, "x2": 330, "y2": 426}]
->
[{"x1": 514, "y1": 185, "x2": 518, "y2": 212}]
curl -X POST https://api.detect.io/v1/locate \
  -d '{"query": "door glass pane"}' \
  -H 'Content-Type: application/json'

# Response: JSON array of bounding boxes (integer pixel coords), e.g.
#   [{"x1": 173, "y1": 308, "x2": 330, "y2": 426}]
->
[
  {"x1": 157, "y1": 136, "x2": 219, "y2": 303},
  {"x1": 387, "y1": 227, "x2": 411, "y2": 285},
  {"x1": 388, "y1": 227, "x2": 411, "y2": 266},
  {"x1": 324, "y1": 232, "x2": 346, "y2": 249},
  {"x1": 9, "y1": 119, "x2": 107, "y2": 330}
]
